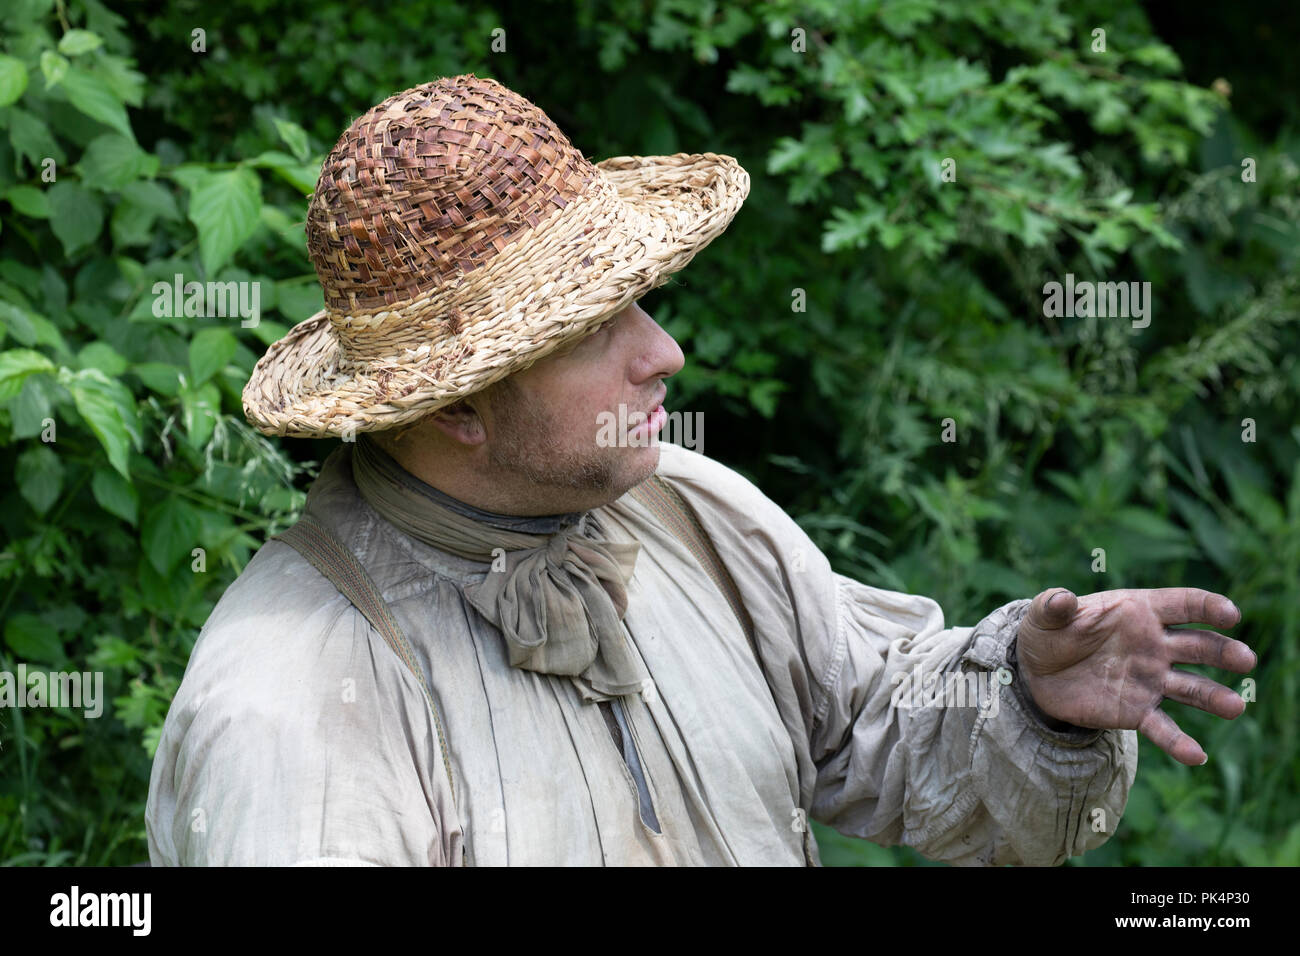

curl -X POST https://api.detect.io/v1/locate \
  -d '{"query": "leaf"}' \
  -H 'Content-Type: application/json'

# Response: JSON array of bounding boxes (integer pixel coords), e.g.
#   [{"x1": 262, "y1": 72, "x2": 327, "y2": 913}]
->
[
  {"x1": 69, "y1": 367, "x2": 140, "y2": 479},
  {"x1": 111, "y1": 180, "x2": 180, "y2": 247},
  {"x1": 166, "y1": 164, "x2": 209, "y2": 193},
  {"x1": 47, "y1": 181, "x2": 105, "y2": 256},
  {"x1": 1113, "y1": 506, "x2": 1190, "y2": 541},
  {"x1": 188, "y1": 326, "x2": 238, "y2": 385},
  {"x1": 179, "y1": 379, "x2": 221, "y2": 448},
  {"x1": 258, "y1": 204, "x2": 303, "y2": 251},
  {"x1": 275, "y1": 279, "x2": 323, "y2": 321},
  {"x1": 915, "y1": 58, "x2": 987, "y2": 105},
  {"x1": 130, "y1": 361, "x2": 182, "y2": 396},
  {"x1": 272, "y1": 116, "x2": 310, "y2": 161},
  {"x1": 40, "y1": 50, "x2": 69, "y2": 89},
  {"x1": 249, "y1": 320, "x2": 289, "y2": 346},
  {"x1": 1034, "y1": 142, "x2": 1082, "y2": 178},
  {"x1": 0, "y1": 301, "x2": 69, "y2": 355},
  {"x1": 1222, "y1": 465, "x2": 1285, "y2": 529},
  {"x1": 94, "y1": 52, "x2": 145, "y2": 107},
  {"x1": 748, "y1": 379, "x2": 786, "y2": 418},
  {"x1": 878, "y1": 0, "x2": 939, "y2": 38},
  {"x1": 77, "y1": 133, "x2": 158, "y2": 191},
  {"x1": 0, "y1": 308, "x2": 32, "y2": 346},
  {"x1": 119, "y1": 180, "x2": 178, "y2": 219},
  {"x1": 1128, "y1": 44, "x2": 1181, "y2": 74},
  {"x1": 4, "y1": 613, "x2": 65, "y2": 665},
  {"x1": 1021, "y1": 209, "x2": 1055, "y2": 248},
  {"x1": 7, "y1": 108, "x2": 64, "y2": 172},
  {"x1": 5, "y1": 184, "x2": 50, "y2": 218},
  {"x1": 57, "y1": 65, "x2": 134, "y2": 140},
  {"x1": 767, "y1": 136, "x2": 808, "y2": 176},
  {"x1": 822, "y1": 204, "x2": 879, "y2": 252},
  {"x1": 88, "y1": 633, "x2": 141, "y2": 671},
  {"x1": 76, "y1": 340, "x2": 129, "y2": 376},
  {"x1": 9, "y1": 373, "x2": 53, "y2": 439},
  {"x1": 0, "y1": 348, "x2": 56, "y2": 401},
  {"x1": 142, "y1": 496, "x2": 203, "y2": 575},
  {"x1": 248, "y1": 150, "x2": 320, "y2": 194},
  {"x1": 1168, "y1": 489, "x2": 1234, "y2": 570},
  {"x1": 1043, "y1": 470, "x2": 1083, "y2": 501},
  {"x1": 15, "y1": 444, "x2": 64, "y2": 514},
  {"x1": 0, "y1": 55, "x2": 28, "y2": 107},
  {"x1": 92, "y1": 465, "x2": 138, "y2": 525},
  {"x1": 58, "y1": 29, "x2": 104, "y2": 56},
  {"x1": 185, "y1": 167, "x2": 262, "y2": 275}
]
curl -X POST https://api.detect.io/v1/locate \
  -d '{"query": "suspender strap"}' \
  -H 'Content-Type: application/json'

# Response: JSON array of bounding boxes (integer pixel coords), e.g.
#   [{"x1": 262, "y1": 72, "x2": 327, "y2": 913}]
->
[
  {"x1": 627, "y1": 474, "x2": 759, "y2": 664},
  {"x1": 271, "y1": 513, "x2": 459, "y2": 814}
]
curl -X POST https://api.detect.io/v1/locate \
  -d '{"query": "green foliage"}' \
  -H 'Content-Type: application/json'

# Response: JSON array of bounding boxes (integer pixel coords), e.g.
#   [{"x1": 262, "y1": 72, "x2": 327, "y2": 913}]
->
[
  {"x1": 0, "y1": 0, "x2": 1295, "y2": 866},
  {"x1": 0, "y1": 0, "x2": 319, "y2": 864}
]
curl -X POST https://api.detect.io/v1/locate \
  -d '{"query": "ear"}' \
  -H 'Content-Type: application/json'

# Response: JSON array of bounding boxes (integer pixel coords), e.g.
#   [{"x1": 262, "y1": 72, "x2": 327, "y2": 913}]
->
[{"x1": 426, "y1": 399, "x2": 488, "y2": 446}]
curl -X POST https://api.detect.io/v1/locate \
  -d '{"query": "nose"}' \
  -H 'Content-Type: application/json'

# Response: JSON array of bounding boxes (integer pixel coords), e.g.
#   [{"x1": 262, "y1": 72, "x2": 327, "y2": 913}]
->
[{"x1": 626, "y1": 301, "x2": 684, "y2": 383}]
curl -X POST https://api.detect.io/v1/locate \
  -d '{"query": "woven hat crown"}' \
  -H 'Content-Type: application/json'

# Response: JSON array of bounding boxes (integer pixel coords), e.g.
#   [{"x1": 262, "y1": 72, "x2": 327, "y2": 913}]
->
[{"x1": 306, "y1": 73, "x2": 595, "y2": 317}]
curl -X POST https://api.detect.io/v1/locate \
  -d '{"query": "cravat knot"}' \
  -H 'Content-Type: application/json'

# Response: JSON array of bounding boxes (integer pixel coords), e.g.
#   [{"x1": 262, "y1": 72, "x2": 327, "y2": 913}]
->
[
  {"x1": 350, "y1": 435, "x2": 648, "y2": 700},
  {"x1": 546, "y1": 530, "x2": 571, "y2": 567}
]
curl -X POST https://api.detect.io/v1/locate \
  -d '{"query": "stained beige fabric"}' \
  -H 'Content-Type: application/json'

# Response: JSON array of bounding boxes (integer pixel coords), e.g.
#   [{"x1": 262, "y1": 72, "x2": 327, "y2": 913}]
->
[{"x1": 145, "y1": 440, "x2": 1137, "y2": 866}]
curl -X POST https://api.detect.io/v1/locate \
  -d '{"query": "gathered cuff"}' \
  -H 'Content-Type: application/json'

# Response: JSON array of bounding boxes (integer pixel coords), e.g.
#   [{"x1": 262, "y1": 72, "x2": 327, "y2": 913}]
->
[{"x1": 960, "y1": 598, "x2": 1105, "y2": 748}]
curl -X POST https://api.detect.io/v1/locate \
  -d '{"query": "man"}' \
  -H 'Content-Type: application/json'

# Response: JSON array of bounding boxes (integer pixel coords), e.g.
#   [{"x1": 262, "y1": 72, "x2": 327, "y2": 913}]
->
[{"x1": 145, "y1": 74, "x2": 1254, "y2": 866}]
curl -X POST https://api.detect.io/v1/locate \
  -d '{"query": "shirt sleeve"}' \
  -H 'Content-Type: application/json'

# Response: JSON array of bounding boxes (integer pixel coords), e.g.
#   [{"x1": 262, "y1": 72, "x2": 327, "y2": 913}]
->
[
  {"x1": 652, "y1": 442, "x2": 1138, "y2": 867},
  {"x1": 145, "y1": 541, "x2": 463, "y2": 867},
  {"x1": 809, "y1": 574, "x2": 1138, "y2": 866}
]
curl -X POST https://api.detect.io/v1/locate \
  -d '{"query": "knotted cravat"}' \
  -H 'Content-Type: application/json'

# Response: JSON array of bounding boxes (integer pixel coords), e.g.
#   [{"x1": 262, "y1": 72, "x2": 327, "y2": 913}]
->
[{"x1": 350, "y1": 434, "x2": 648, "y2": 701}]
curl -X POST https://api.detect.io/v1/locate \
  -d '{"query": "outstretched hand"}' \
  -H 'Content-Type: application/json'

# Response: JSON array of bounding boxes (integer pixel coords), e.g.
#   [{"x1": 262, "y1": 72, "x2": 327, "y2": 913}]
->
[{"x1": 1014, "y1": 587, "x2": 1255, "y2": 766}]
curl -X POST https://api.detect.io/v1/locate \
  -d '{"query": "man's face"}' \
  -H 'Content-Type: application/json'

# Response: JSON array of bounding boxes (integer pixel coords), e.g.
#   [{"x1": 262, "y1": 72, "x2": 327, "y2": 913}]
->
[{"x1": 473, "y1": 299, "x2": 685, "y2": 509}]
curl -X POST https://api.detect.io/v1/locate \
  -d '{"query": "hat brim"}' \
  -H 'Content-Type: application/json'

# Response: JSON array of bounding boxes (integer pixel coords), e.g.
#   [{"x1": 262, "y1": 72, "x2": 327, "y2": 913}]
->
[{"x1": 241, "y1": 152, "x2": 750, "y2": 439}]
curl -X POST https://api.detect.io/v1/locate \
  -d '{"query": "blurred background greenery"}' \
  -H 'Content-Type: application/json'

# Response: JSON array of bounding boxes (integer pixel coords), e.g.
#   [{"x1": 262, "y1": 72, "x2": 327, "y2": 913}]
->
[{"x1": 0, "y1": 0, "x2": 1296, "y2": 866}]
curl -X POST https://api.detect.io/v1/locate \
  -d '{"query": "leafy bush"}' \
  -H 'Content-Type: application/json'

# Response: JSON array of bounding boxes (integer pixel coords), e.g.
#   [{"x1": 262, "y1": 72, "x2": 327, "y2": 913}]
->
[{"x1": 1, "y1": 0, "x2": 1295, "y2": 865}]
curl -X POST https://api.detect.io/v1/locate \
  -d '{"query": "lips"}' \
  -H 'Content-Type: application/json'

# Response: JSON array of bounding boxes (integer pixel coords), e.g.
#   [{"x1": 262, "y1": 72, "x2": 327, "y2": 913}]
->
[
  {"x1": 647, "y1": 387, "x2": 667, "y2": 419},
  {"x1": 627, "y1": 388, "x2": 668, "y2": 440}
]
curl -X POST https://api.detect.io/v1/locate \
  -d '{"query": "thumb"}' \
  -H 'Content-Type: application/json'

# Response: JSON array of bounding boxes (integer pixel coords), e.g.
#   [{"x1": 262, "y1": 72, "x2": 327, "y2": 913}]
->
[{"x1": 1027, "y1": 588, "x2": 1077, "y2": 630}]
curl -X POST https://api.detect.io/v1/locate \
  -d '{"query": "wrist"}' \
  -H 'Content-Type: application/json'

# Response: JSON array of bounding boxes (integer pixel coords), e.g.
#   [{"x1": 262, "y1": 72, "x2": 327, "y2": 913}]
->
[{"x1": 1007, "y1": 635, "x2": 1076, "y2": 732}]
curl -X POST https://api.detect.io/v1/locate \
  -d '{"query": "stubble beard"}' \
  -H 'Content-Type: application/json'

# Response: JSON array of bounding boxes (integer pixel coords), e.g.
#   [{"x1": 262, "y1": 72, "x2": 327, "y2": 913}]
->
[{"x1": 485, "y1": 384, "x2": 654, "y2": 499}]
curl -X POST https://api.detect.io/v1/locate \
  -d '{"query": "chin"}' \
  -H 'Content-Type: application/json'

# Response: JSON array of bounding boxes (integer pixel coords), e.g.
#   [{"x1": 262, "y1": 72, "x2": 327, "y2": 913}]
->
[
  {"x1": 612, "y1": 441, "x2": 661, "y2": 494},
  {"x1": 632, "y1": 438, "x2": 663, "y2": 470}
]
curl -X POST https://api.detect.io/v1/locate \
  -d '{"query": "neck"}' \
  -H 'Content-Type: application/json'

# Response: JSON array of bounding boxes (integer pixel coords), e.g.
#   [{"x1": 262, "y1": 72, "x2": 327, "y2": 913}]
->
[
  {"x1": 356, "y1": 434, "x2": 583, "y2": 531},
  {"x1": 365, "y1": 424, "x2": 636, "y2": 516}
]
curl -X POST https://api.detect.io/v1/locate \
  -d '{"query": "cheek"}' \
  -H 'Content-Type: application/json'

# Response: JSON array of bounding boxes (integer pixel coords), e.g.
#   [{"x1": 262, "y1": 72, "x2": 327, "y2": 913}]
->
[
  {"x1": 556, "y1": 376, "x2": 617, "y2": 417},
  {"x1": 566, "y1": 387, "x2": 624, "y2": 448}
]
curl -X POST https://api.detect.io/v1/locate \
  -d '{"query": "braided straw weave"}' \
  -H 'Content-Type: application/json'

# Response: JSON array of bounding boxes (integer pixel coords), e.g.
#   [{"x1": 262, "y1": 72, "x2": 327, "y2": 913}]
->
[{"x1": 241, "y1": 73, "x2": 751, "y2": 439}]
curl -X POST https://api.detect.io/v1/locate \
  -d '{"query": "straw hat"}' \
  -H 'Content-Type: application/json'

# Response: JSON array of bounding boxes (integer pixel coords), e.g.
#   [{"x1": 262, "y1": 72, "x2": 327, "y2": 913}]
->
[{"x1": 241, "y1": 73, "x2": 750, "y2": 439}]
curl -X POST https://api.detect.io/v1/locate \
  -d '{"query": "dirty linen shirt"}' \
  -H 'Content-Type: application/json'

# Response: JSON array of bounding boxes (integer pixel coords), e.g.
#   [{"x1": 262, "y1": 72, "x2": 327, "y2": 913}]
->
[{"x1": 145, "y1": 440, "x2": 1138, "y2": 866}]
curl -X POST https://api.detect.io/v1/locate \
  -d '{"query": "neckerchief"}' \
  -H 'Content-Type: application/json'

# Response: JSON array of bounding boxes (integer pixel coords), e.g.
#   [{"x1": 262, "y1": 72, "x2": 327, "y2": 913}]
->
[{"x1": 350, "y1": 434, "x2": 647, "y2": 701}]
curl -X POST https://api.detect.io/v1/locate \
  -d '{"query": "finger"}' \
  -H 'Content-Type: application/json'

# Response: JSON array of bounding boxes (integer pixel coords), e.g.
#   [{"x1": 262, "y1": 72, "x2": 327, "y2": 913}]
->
[
  {"x1": 1137, "y1": 707, "x2": 1207, "y2": 766},
  {"x1": 1025, "y1": 588, "x2": 1077, "y2": 631},
  {"x1": 1162, "y1": 668, "x2": 1248, "y2": 720},
  {"x1": 1149, "y1": 588, "x2": 1240, "y2": 630},
  {"x1": 1165, "y1": 628, "x2": 1257, "y2": 672}
]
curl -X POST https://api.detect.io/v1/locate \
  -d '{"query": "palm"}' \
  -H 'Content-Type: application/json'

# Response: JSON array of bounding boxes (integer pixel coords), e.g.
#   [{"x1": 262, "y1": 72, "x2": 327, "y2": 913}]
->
[{"x1": 1014, "y1": 587, "x2": 1255, "y2": 766}]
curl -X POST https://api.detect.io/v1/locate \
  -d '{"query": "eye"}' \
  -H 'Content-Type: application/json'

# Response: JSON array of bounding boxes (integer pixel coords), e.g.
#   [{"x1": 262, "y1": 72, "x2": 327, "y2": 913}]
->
[
  {"x1": 554, "y1": 318, "x2": 615, "y2": 359},
  {"x1": 580, "y1": 320, "x2": 614, "y2": 343}
]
